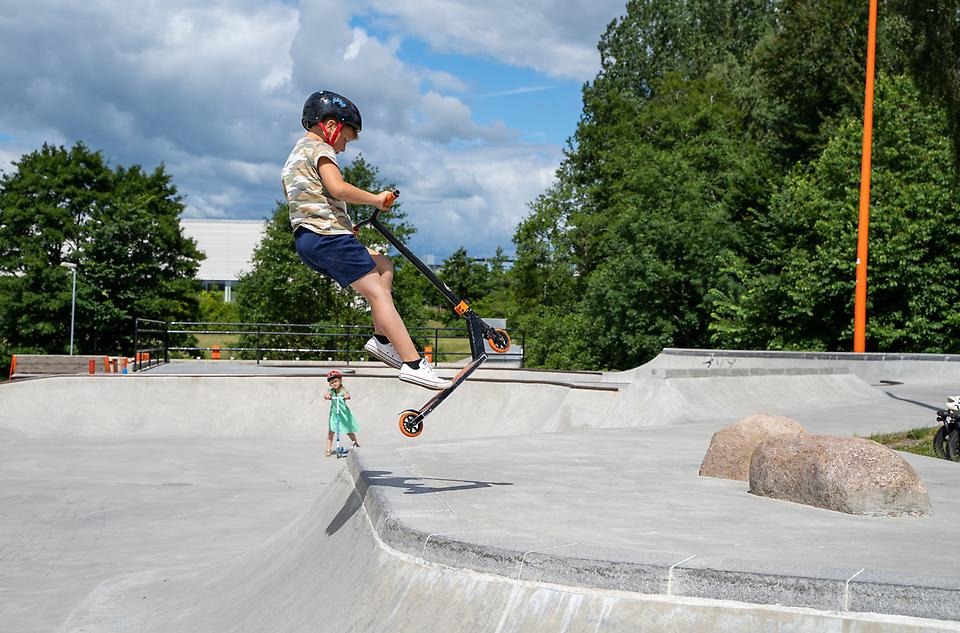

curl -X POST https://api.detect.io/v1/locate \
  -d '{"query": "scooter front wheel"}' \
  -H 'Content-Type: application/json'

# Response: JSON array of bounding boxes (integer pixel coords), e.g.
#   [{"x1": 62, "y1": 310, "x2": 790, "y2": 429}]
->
[
  {"x1": 399, "y1": 410, "x2": 424, "y2": 438},
  {"x1": 487, "y1": 328, "x2": 511, "y2": 354}
]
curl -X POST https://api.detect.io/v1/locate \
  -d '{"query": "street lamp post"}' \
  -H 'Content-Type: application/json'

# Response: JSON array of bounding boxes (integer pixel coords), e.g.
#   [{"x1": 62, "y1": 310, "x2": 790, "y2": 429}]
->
[{"x1": 60, "y1": 262, "x2": 77, "y2": 355}]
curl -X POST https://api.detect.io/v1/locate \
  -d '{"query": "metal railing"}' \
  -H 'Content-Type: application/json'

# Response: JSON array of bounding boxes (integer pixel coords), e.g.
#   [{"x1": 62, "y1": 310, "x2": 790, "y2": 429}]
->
[
  {"x1": 134, "y1": 319, "x2": 524, "y2": 368},
  {"x1": 133, "y1": 318, "x2": 169, "y2": 371}
]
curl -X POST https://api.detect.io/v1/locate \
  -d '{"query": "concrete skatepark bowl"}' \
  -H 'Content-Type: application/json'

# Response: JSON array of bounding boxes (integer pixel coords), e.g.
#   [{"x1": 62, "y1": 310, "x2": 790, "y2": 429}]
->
[{"x1": 2, "y1": 349, "x2": 960, "y2": 632}]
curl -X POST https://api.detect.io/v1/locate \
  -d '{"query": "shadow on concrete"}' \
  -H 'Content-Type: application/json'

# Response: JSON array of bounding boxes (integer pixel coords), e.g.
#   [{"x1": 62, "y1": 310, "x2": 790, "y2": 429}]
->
[
  {"x1": 325, "y1": 469, "x2": 513, "y2": 536},
  {"x1": 883, "y1": 390, "x2": 943, "y2": 412}
]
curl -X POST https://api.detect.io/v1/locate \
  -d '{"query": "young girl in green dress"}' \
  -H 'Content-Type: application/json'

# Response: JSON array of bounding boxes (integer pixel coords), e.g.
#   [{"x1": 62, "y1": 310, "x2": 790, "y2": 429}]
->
[{"x1": 324, "y1": 370, "x2": 360, "y2": 456}]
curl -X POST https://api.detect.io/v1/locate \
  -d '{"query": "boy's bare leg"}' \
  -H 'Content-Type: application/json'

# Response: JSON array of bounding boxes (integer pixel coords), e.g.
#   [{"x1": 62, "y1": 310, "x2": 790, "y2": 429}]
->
[
  {"x1": 368, "y1": 250, "x2": 394, "y2": 290},
  {"x1": 367, "y1": 251, "x2": 395, "y2": 337},
  {"x1": 351, "y1": 270, "x2": 418, "y2": 362}
]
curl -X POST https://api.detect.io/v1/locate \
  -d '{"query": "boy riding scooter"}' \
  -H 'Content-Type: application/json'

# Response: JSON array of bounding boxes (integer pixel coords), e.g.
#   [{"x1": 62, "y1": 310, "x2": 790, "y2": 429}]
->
[{"x1": 283, "y1": 90, "x2": 510, "y2": 437}]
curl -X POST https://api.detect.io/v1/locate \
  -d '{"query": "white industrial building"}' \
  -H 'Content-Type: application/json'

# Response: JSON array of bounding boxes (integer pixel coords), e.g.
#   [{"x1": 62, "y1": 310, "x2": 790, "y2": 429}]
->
[{"x1": 180, "y1": 219, "x2": 267, "y2": 302}]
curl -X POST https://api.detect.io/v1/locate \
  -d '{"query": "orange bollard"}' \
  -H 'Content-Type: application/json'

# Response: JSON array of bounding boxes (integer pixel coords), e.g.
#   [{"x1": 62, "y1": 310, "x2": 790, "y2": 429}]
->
[
  {"x1": 212, "y1": 346, "x2": 220, "y2": 360},
  {"x1": 9, "y1": 354, "x2": 16, "y2": 379},
  {"x1": 424, "y1": 346, "x2": 433, "y2": 363},
  {"x1": 88, "y1": 359, "x2": 95, "y2": 375}
]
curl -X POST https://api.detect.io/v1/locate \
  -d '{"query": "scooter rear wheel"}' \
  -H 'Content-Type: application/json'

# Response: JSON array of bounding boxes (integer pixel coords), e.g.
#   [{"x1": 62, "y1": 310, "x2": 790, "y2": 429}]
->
[
  {"x1": 948, "y1": 428, "x2": 960, "y2": 462},
  {"x1": 399, "y1": 410, "x2": 424, "y2": 438},
  {"x1": 933, "y1": 426, "x2": 948, "y2": 459},
  {"x1": 487, "y1": 328, "x2": 511, "y2": 354}
]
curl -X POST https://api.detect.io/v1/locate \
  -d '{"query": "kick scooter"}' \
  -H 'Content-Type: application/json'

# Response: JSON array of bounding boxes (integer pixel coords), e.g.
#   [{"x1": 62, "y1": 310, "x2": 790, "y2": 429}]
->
[
  {"x1": 331, "y1": 394, "x2": 350, "y2": 458},
  {"x1": 353, "y1": 191, "x2": 511, "y2": 438}
]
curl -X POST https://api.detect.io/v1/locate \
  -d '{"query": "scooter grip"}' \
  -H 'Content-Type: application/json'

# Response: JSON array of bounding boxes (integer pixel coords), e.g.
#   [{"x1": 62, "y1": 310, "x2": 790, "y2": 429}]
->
[{"x1": 384, "y1": 189, "x2": 400, "y2": 209}]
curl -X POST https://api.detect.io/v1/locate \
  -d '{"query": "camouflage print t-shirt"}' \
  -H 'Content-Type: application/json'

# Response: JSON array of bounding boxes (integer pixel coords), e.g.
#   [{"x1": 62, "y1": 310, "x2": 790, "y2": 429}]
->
[{"x1": 281, "y1": 137, "x2": 353, "y2": 235}]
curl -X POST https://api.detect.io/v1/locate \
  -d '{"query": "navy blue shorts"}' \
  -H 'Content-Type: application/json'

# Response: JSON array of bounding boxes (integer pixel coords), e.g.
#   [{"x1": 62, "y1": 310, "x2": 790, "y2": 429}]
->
[{"x1": 294, "y1": 229, "x2": 377, "y2": 288}]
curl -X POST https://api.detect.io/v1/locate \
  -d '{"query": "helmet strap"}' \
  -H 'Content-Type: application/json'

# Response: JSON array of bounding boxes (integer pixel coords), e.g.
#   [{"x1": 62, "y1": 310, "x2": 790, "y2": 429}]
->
[{"x1": 321, "y1": 121, "x2": 343, "y2": 146}]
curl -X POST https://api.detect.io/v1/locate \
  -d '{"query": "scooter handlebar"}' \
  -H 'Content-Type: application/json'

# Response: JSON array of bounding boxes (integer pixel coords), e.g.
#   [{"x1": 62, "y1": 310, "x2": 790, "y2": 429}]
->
[
  {"x1": 384, "y1": 189, "x2": 399, "y2": 209},
  {"x1": 354, "y1": 189, "x2": 399, "y2": 231}
]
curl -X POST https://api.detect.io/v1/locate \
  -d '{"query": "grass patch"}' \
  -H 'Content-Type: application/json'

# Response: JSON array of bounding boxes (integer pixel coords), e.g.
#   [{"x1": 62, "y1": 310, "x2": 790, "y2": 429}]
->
[
  {"x1": 183, "y1": 334, "x2": 242, "y2": 359},
  {"x1": 416, "y1": 320, "x2": 471, "y2": 362},
  {"x1": 868, "y1": 426, "x2": 940, "y2": 458},
  {"x1": 194, "y1": 333, "x2": 241, "y2": 349}
]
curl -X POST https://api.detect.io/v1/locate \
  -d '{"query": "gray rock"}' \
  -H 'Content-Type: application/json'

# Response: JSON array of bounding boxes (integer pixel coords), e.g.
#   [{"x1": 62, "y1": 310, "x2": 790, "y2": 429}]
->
[
  {"x1": 699, "y1": 413, "x2": 806, "y2": 481},
  {"x1": 749, "y1": 434, "x2": 933, "y2": 517}
]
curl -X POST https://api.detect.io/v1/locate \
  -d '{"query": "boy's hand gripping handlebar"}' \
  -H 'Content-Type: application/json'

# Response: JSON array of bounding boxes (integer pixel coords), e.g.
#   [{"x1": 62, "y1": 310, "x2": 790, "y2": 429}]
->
[
  {"x1": 383, "y1": 189, "x2": 399, "y2": 209},
  {"x1": 353, "y1": 189, "x2": 399, "y2": 233}
]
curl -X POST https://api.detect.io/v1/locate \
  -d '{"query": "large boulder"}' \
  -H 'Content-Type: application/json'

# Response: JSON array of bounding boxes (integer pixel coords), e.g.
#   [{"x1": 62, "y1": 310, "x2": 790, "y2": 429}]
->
[
  {"x1": 749, "y1": 434, "x2": 932, "y2": 517},
  {"x1": 699, "y1": 414, "x2": 806, "y2": 481}
]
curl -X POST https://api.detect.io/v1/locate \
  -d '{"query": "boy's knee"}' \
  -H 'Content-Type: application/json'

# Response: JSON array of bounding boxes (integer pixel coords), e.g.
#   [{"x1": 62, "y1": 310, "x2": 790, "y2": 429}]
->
[
  {"x1": 374, "y1": 254, "x2": 394, "y2": 275},
  {"x1": 364, "y1": 283, "x2": 392, "y2": 304}
]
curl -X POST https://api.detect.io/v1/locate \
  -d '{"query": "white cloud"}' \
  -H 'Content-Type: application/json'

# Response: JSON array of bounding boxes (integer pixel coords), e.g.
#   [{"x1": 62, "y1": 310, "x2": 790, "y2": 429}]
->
[
  {"x1": 343, "y1": 29, "x2": 370, "y2": 61},
  {"x1": 363, "y1": 0, "x2": 625, "y2": 80},
  {"x1": 415, "y1": 92, "x2": 516, "y2": 144},
  {"x1": 346, "y1": 130, "x2": 561, "y2": 257},
  {"x1": 0, "y1": 0, "x2": 626, "y2": 258}
]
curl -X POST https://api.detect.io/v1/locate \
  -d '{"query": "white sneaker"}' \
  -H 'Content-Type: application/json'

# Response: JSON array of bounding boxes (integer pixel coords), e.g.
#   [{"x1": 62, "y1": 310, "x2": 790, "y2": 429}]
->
[
  {"x1": 364, "y1": 336, "x2": 402, "y2": 369},
  {"x1": 399, "y1": 359, "x2": 452, "y2": 390}
]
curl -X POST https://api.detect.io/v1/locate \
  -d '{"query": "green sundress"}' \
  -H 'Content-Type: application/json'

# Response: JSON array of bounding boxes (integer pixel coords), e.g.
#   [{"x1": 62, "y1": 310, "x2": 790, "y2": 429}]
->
[{"x1": 328, "y1": 390, "x2": 359, "y2": 434}]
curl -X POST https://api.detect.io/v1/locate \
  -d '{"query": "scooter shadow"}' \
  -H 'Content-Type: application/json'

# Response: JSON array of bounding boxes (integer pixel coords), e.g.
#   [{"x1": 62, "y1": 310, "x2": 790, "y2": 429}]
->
[{"x1": 325, "y1": 469, "x2": 513, "y2": 535}]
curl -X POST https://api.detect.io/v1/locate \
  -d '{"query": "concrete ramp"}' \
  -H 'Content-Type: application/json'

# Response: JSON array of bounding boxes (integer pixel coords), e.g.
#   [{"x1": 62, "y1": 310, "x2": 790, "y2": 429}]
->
[
  {"x1": 61, "y1": 469, "x2": 952, "y2": 633},
  {"x1": 0, "y1": 367, "x2": 886, "y2": 441},
  {"x1": 4, "y1": 355, "x2": 960, "y2": 631},
  {"x1": 0, "y1": 374, "x2": 619, "y2": 441},
  {"x1": 619, "y1": 372, "x2": 886, "y2": 425}
]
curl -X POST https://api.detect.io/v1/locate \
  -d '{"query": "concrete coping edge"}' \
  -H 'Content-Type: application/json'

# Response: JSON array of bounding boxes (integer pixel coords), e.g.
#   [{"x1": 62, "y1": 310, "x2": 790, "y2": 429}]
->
[{"x1": 347, "y1": 447, "x2": 960, "y2": 623}]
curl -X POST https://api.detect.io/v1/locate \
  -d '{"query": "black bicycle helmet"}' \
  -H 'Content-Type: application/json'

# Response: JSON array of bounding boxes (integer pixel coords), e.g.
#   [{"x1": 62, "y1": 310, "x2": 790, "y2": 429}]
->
[{"x1": 301, "y1": 91, "x2": 362, "y2": 133}]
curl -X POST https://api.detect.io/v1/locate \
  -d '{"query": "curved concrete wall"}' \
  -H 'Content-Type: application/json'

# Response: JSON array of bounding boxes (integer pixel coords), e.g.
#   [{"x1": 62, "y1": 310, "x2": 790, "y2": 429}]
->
[
  {"x1": 61, "y1": 470, "x2": 950, "y2": 633},
  {"x1": 0, "y1": 363, "x2": 887, "y2": 442}
]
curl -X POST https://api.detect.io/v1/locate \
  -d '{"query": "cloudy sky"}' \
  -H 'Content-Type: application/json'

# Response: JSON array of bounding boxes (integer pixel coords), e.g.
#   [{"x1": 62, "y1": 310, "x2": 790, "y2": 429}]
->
[{"x1": 0, "y1": 0, "x2": 627, "y2": 261}]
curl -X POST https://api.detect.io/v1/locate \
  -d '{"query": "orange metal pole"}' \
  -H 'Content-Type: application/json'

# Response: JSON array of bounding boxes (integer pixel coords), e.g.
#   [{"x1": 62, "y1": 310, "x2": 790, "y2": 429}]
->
[{"x1": 853, "y1": 0, "x2": 878, "y2": 353}]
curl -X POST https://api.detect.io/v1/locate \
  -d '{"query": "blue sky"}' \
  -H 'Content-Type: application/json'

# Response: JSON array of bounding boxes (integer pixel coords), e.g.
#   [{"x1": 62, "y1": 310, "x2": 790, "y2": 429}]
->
[
  {"x1": 0, "y1": 0, "x2": 626, "y2": 261},
  {"x1": 393, "y1": 37, "x2": 585, "y2": 145}
]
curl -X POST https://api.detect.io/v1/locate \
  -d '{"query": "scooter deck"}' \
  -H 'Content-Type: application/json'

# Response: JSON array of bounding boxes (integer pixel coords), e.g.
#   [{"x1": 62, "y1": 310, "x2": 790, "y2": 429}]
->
[
  {"x1": 416, "y1": 354, "x2": 486, "y2": 417},
  {"x1": 398, "y1": 355, "x2": 486, "y2": 437}
]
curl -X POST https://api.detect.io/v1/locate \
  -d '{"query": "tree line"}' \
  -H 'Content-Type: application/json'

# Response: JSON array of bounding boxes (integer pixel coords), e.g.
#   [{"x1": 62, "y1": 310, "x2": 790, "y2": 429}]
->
[
  {"x1": 1, "y1": 0, "x2": 958, "y2": 374},
  {"x1": 508, "y1": 0, "x2": 960, "y2": 369},
  {"x1": 0, "y1": 142, "x2": 201, "y2": 372}
]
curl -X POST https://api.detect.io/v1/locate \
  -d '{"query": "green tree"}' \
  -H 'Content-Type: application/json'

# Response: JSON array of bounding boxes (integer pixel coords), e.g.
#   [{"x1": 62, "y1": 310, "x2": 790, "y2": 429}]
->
[
  {"x1": 470, "y1": 246, "x2": 513, "y2": 320},
  {"x1": 0, "y1": 142, "x2": 201, "y2": 369},
  {"x1": 507, "y1": 0, "x2": 781, "y2": 370},
  {"x1": 513, "y1": 73, "x2": 770, "y2": 369},
  {"x1": 889, "y1": 0, "x2": 960, "y2": 172},
  {"x1": 709, "y1": 75, "x2": 960, "y2": 352},
  {"x1": 198, "y1": 290, "x2": 239, "y2": 323},
  {"x1": 79, "y1": 164, "x2": 202, "y2": 352},
  {"x1": 750, "y1": 0, "x2": 915, "y2": 164},
  {"x1": 440, "y1": 248, "x2": 489, "y2": 299},
  {"x1": 0, "y1": 143, "x2": 111, "y2": 358}
]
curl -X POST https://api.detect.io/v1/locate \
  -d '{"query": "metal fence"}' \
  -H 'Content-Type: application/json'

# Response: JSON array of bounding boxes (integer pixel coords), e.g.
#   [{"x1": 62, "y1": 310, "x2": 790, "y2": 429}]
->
[
  {"x1": 133, "y1": 318, "x2": 524, "y2": 368},
  {"x1": 133, "y1": 318, "x2": 169, "y2": 371}
]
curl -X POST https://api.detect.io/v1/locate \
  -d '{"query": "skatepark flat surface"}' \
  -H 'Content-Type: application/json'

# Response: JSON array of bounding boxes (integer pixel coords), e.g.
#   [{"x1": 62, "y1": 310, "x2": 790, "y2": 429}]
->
[{"x1": 2, "y1": 350, "x2": 960, "y2": 632}]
